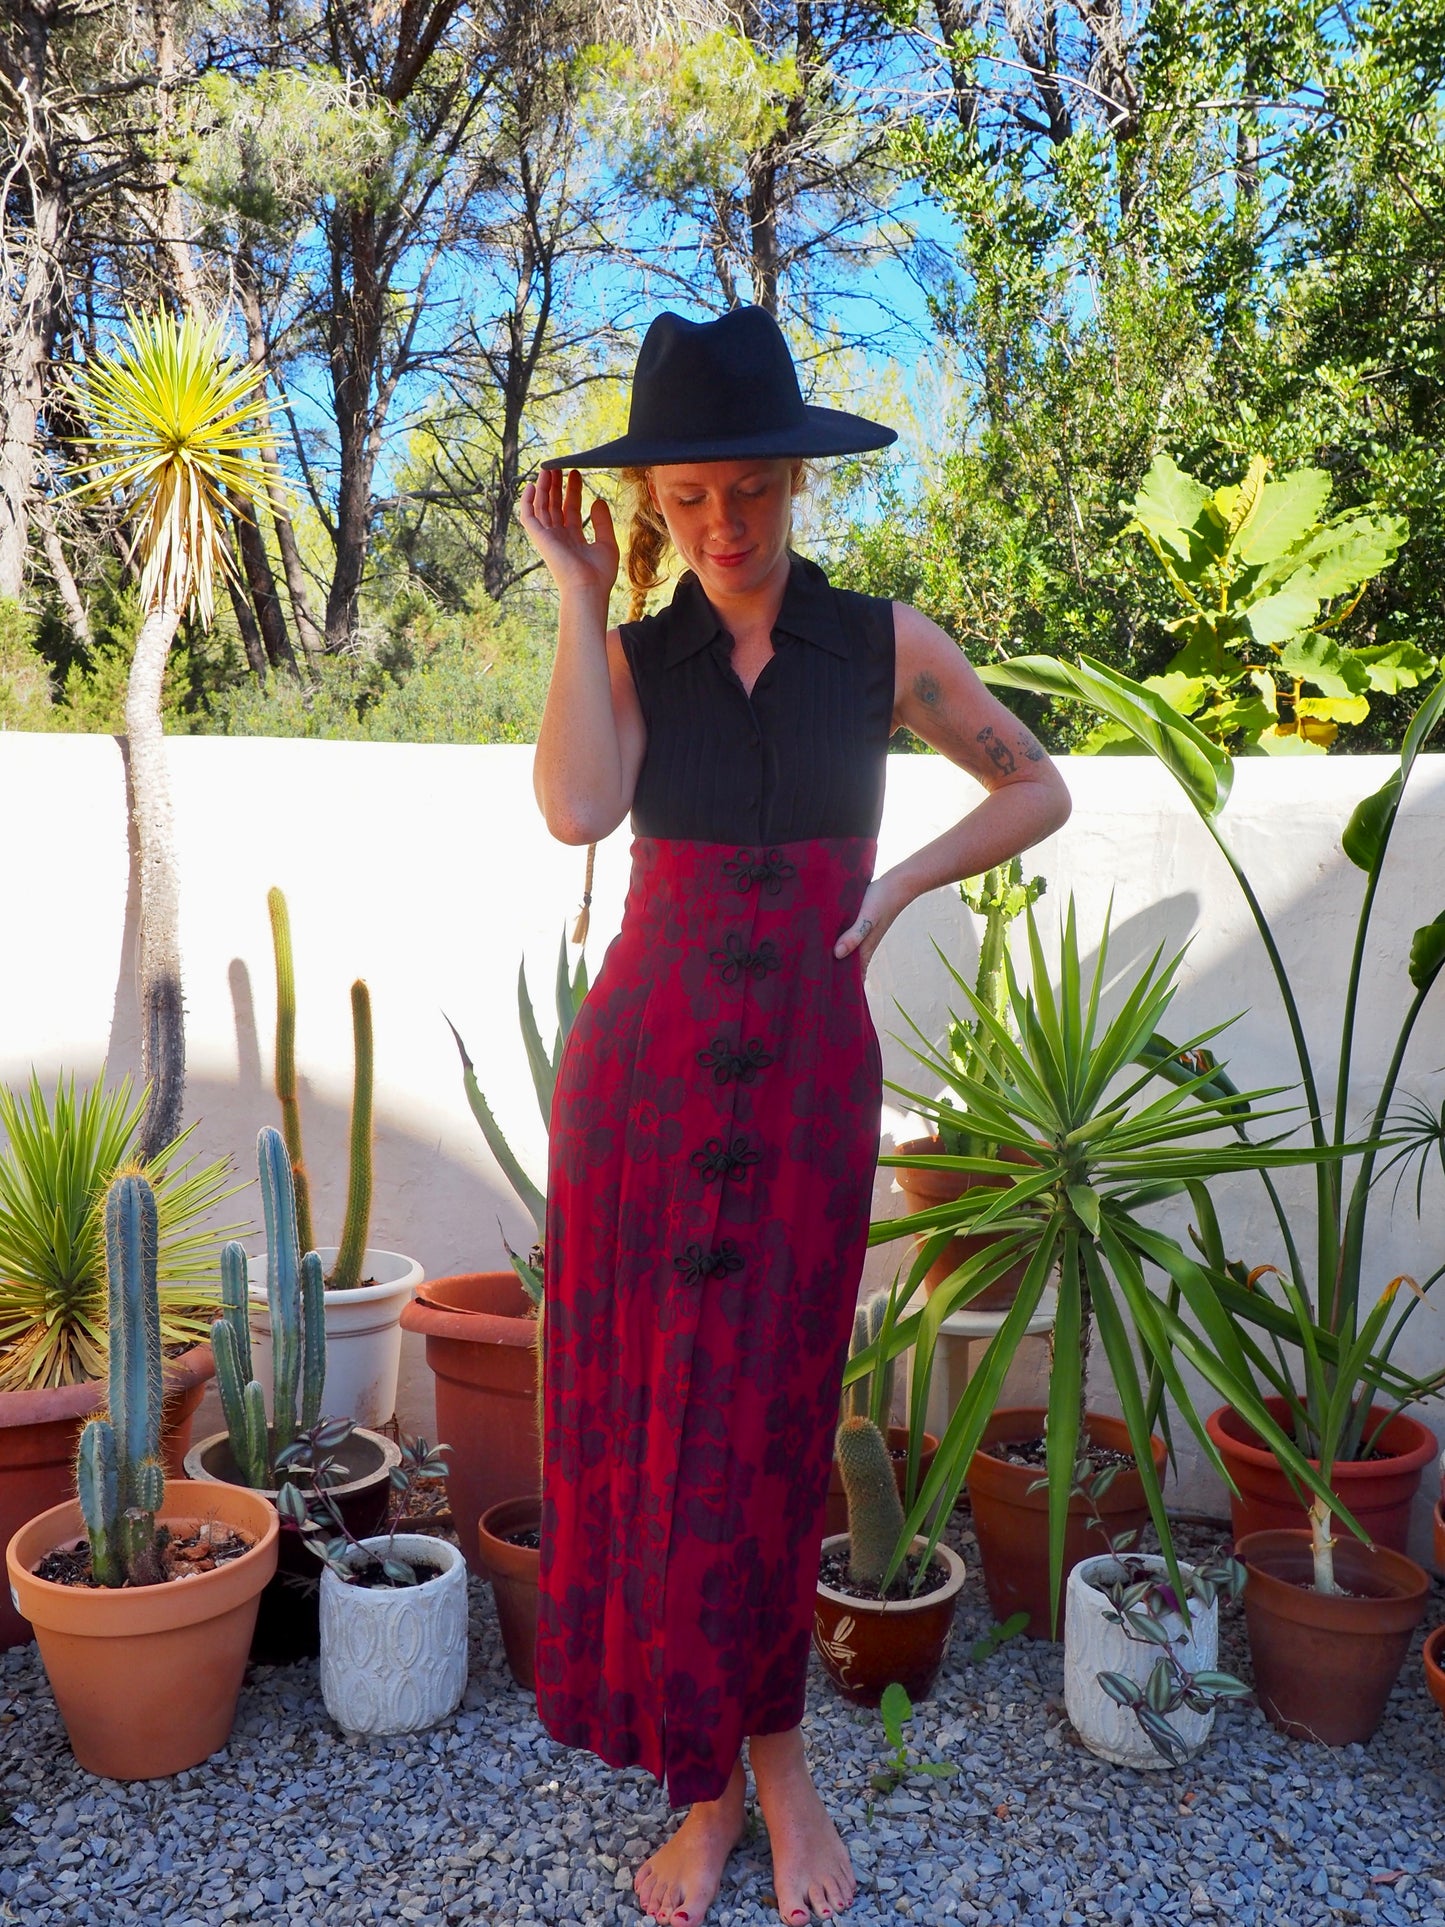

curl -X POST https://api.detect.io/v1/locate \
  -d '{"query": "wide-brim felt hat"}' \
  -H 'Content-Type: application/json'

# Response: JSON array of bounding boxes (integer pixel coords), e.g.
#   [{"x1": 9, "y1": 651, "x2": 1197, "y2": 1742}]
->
[{"x1": 541, "y1": 307, "x2": 897, "y2": 470}]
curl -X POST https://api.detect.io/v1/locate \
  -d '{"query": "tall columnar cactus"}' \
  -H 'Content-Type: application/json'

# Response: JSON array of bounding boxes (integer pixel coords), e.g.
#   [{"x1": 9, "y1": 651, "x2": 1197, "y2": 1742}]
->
[
  {"x1": 329, "y1": 980, "x2": 373, "y2": 1292},
  {"x1": 840, "y1": 1292, "x2": 896, "y2": 1428},
  {"x1": 212, "y1": 1127, "x2": 327, "y2": 1488},
  {"x1": 267, "y1": 886, "x2": 314, "y2": 1254},
  {"x1": 76, "y1": 1172, "x2": 169, "y2": 1587},
  {"x1": 835, "y1": 1415, "x2": 907, "y2": 1593},
  {"x1": 941, "y1": 861, "x2": 1046, "y2": 1158}
]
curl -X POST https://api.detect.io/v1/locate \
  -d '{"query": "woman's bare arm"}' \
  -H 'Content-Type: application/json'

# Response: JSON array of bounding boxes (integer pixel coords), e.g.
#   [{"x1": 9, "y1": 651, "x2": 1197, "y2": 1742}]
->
[
  {"x1": 833, "y1": 602, "x2": 1072, "y2": 964},
  {"x1": 521, "y1": 469, "x2": 647, "y2": 845}
]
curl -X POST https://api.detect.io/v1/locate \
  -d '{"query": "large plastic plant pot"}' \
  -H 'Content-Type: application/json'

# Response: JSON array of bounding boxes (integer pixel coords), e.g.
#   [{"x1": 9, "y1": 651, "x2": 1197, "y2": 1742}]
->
[{"x1": 248, "y1": 1247, "x2": 424, "y2": 1429}]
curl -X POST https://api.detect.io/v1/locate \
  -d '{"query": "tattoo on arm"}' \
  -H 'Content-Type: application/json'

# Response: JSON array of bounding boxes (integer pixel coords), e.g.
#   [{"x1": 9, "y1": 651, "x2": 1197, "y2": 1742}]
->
[
  {"x1": 976, "y1": 725, "x2": 1017, "y2": 777},
  {"x1": 913, "y1": 672, "x2": 942, "y2": 709}
]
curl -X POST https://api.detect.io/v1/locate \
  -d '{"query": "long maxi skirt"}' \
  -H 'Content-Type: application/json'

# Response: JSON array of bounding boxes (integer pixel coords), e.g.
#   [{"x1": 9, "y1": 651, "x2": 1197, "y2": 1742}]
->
[{"x1": 536, "y1": 835, "x2": 883, "y2": 1806}]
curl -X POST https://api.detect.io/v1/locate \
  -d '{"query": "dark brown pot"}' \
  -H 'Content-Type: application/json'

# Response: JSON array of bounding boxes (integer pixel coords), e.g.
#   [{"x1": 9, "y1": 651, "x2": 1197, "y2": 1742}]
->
[
  {"x1": 0, "y1": 1342, "x2": 214, "y2": 1650},
  {"x1": 966, "y1": 1406, "x2": 1168, "y2": 1640},
  {"x1": 1205, "y1": 1400, "x2": 1436, "y2": 1554},
  {"x1": 478, "y1": 1496, "x2": 541, "y2": 1691},
  {"x1": 892, "y1": 1138, "x2": 1032, "y2": 1311},
  {"x1": 813, "y1": 1533, "x2": 967, "y2": 1706},
  {"x1": 183, "y1": 1426, "x2": 401, "y2": 1664},
  {"x1": 401, "y1": 1273, "x2": 540, "y2": 1573},
  {"x1": 1238, "y1": 1528, "x2": 1429, "y2": 1745},
  {"x1": 824, "y1": 1424, "x2": 939, "y2": 1539}
]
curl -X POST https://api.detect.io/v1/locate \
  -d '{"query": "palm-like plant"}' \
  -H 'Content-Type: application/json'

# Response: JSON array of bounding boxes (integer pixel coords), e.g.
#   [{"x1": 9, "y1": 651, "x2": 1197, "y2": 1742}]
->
[
  {"x1": 0, "y1": 1072, "x2": 242, "y2": 1391},
  {"x1": 65, "y1": 310, "x2": 274, "y2": 1159},
  {"x1": 864, "y1": 899, "x2": 1366, "y2": 1620}
]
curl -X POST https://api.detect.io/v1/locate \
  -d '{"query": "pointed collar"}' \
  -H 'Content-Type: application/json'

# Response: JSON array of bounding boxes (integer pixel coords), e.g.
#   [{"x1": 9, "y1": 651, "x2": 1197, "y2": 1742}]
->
[{"x1": 661, "y1": 551, "x2": 848, "y2": 666}]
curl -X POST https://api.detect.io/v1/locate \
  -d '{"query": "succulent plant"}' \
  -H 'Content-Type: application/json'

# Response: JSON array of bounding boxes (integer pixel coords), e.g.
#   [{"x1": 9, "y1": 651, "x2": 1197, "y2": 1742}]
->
[
  {"x1": 76, "y1": 1171, "x2": 169, "y2": 1587},
  {"x1": 266, "y1": 887, "x2": 374, "y2": 1291},
  {"x1": 839, "y1": 1290, "x2": 896, "y2": 1430},
  {"x1": 211, "y1": 1126, "x2": 327, "y2": 1489},
  {"x1": 835, "y1": 1414, "x2": 907, "y2": 1593}
]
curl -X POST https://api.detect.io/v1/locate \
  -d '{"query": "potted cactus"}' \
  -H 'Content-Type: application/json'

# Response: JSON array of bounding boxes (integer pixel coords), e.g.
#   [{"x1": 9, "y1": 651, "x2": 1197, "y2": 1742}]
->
[
  {"x1": 247, "y1": 889, "x2": 424, "y2": 1428},
  {"x1": 813, "y1": 1413, "x2": 966, "y2": 1709},
  {"x1": 184, "y1": 1127, "x2": 400, "y2": 1663},
  {"x1": 5, "y1": 1171, "x2": 279, "y2": 1780},
  {"x1": 823, "y1": 1288, "x2": 938, "y2": 1538}
]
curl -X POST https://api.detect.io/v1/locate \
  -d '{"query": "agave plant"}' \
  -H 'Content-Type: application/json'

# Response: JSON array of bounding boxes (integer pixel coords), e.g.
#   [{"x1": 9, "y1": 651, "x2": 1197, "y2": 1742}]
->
[
  {"x1": 63, "y1": 310, "x2": 274, "y2": 1160},
  {"x1": 0, "y1": 1072, "x2": 241, "y2": 1392},
  {"x1": 862, "y1": 898, "x2": 1367, "y2": 1619}
]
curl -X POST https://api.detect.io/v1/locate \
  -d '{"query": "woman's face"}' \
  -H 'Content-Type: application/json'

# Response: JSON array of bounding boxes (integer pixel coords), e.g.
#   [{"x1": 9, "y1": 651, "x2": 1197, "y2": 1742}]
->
[{"x1": 647, "y1": 458, "x2": 800, "y2": 602}]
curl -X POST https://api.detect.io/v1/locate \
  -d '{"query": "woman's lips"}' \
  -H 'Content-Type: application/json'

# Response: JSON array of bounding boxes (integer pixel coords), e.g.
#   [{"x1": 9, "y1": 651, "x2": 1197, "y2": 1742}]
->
[{"x1": 707, "y1": 550, "x2": 753, "y2": 567}]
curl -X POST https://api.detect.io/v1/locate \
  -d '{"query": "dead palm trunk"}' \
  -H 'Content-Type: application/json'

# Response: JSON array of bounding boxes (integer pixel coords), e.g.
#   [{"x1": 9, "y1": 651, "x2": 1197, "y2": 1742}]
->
[{"x1": 125, "y1": 599, "x2": 185, "y2": 1160}]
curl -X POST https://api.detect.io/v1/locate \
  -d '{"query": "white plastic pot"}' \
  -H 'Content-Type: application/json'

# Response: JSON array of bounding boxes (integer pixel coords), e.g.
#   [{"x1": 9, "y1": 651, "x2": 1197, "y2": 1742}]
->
[
  {"x1": 319, "y1": 1533, "x2": 468, "y2": 1737},
  {"x1": 1063, "y1": 1554, "x2": 1219, "y2": 1769},
  {"x1": 248, "y1": 1247, "x2": 424, "y2": 1428}
]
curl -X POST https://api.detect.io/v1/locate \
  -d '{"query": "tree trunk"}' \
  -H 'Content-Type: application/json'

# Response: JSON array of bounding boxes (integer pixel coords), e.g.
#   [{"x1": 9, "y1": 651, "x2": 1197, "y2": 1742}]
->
[
  {"x1": 125, "y1": 601, "x2": 186, "y2": 1159},
  {"x1": 323, "y1": 206, "x2": 384, "y2": 652},
  {"x1": 0, "y1": 181, "x2": 63, "y2": 603},
  {"x1": 231, "y1": 496, "x2": 299, "y2": 674},
  {"x1": 35, "y1": 504, "x2": 91, "y2": 654},
  {"x1": 225, "y1": 560, "x2": 269, "y2": 681}
]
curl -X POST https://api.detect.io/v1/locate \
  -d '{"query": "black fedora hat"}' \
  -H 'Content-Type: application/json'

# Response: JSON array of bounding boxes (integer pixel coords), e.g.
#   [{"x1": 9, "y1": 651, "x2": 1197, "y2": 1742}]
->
[{"x1": 540, "y1": 307, "x2": 896, "y2": 470}]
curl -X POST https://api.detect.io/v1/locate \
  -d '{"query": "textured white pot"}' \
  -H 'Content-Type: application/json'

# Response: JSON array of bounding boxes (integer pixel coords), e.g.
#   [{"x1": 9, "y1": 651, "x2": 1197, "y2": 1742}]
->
[
  {"x1": 319, "y1": 1533, "x2": 468, "y2": 1737},
  {"x1": 1063, "y1": 1555, "x2": 1218, "y2": 1769},
  {"x1": 247, "y1": 1247, "x2": 424, "y2": 1428}
]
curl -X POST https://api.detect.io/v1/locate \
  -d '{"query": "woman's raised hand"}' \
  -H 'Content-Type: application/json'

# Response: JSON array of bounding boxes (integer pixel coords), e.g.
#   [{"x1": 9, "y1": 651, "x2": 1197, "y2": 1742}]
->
[{"x1": 519, "y1": 468, "x2": 620, "y2": 605}]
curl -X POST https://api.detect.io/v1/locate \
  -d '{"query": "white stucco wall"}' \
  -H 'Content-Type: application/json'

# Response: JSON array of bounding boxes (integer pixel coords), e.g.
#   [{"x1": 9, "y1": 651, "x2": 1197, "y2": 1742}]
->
[{"x1": 2, "y1": 734, "x2": 1442, "y2": 1549}]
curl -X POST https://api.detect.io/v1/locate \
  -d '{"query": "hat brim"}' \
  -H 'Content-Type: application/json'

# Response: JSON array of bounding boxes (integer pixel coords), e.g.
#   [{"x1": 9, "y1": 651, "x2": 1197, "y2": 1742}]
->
[{"x1": 540, "y1": 404, "x2": 897, "y2": 471}]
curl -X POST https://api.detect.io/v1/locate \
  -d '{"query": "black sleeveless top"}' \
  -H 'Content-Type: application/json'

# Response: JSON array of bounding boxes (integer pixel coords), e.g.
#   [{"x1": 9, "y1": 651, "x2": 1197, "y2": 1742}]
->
[{"x1": 619, "y1": 552, "x2": 895, "y2": 844}]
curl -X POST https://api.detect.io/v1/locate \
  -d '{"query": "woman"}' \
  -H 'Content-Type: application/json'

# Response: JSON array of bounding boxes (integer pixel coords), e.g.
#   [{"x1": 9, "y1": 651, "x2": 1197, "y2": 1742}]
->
[{"x1": 519, "y1": 307, "x2": 1070, "y2": 1927}]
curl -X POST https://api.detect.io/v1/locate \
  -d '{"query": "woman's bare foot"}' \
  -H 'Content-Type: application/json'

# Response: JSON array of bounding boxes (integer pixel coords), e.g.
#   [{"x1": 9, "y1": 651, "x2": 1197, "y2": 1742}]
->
[
  {"x1": 748, "y1": 1727, "x2": 855, "y2": 1923},
  {"x1": 633, "y1": 1757, "x2": 747, "y2": 1925}
]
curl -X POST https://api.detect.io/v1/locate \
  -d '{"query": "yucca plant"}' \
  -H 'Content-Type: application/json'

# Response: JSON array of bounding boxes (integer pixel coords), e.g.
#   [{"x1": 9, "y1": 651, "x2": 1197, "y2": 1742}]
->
[
  {"x1": 860, "y1": 899, "x2": 1373, "y2": 1619},
  {"x1": 64, "y1": 309, "x2": 274, "y2": 1160},
  {"x1": 0, "y1": 1071, "x2": 241, "y2": 1392},
  {"x1": 981, "y1": 653, "x2": 1445, "y2": 1594}
]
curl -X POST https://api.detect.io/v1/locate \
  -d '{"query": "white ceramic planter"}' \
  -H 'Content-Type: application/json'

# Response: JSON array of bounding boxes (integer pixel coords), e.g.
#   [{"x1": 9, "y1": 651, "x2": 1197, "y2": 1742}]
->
[
  {"x1": 1063, "y1": 1555, "x2": 1219, "y2": 1769},
  {"x1": 248, "y1": 1247, "x2": 424, "y2": 1428},
  {"x1": 319, "y1": 1532, "x2": 468, "y2": 1737}
]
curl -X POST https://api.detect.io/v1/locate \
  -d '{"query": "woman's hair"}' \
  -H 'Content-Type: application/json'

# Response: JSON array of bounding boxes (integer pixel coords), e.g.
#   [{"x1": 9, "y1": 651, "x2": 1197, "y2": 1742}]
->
[{"x1": 619, "y1": 461, "x2": 808, "y2": 623}]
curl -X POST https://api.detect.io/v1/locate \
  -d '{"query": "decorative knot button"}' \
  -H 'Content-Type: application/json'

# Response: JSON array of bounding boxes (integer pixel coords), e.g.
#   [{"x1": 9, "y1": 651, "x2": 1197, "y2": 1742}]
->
[
  {"x1": 723, "y1": 848, "x2": 797, "y2": 896},
  {"x1": 689, "y1": 1135, "x2": 762, "y2": 1183},
  {"x1": 710, "y1": 933, "x2": 782, "y2": 983},
  {"x1": 697, "y1": 1037, "x2": 776, "y2": 1085},
  {"x1": 672, "y1": 1241, "x2": 745, "y2": 1287}
]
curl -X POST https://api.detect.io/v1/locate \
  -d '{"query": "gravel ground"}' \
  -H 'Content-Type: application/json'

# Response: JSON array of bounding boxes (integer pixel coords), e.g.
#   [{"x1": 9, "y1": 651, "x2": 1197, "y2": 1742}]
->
[{"x1": 2, "y1": 1508, "x2": 1444, "y2": 1927}]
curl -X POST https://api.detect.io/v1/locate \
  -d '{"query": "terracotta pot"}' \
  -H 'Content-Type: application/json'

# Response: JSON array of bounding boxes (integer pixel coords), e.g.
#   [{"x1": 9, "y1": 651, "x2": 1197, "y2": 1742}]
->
[
  {"x1": 1237, "y1": 1528, "x2": 1429, "y2": 1745},
  {"x1": 6, "y1": 1480, "x2": 279, "y2": 1780},
  {"x1": 1434, "y1": 1497, "x2": 1445, "y2": 1579},
  {"x1": 824, "y1": 1424, "x2": 939, "y2": 1539},
  {"x1": 0, "y1": 1342, "x2": 214, "y2": 1650},
  {"x1": 892, "y1": 1138, "x2": 1032, "y2": 1311},
  {"x1": 1205, "y1": 1400, "x2": 1436, "y2": 1553},
  {"x1": 183, "y1": 1426, "x2": 400, "y2": 1664},
  {"x1": 402, "y1": 1274, "x2": 541, "y2": 1572},
  {"x1": 248, "y1": 1246, "x2": 424, "y2": 1429},
  {"x1": 1423, "y1": 1624, "x2": 1445, "y2": 1722},
  {"x1": 966, "y1": 1407, "x2": 1168, "y2": 1640},
  {"x1": 813, "y1": 1533, "x2": 967, "y2": 1707},
  {"x1": 477, "y1": 1495, "x2": 541, "y2": 1690}
]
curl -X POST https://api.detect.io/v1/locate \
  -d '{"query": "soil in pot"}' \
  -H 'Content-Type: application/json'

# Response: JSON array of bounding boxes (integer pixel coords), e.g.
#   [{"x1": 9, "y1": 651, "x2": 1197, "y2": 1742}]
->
[
  {"x1": 32, "y1": 1521, "x2": 253, "y2": 1587},
  {"x1": 345, "y1": 1555, "x2": 446, "y2": 1590},
  {"x1": 6, "y1": 1483, "x2": 279, "y2": 1780},
  {"x1": 1205, "y1": 1400, "x2": 1436, "y2": 1554},
  {"x1": 183, "y1": 1426, "x2": 400, "y2": 1664},
  {"x1": 816, "y1": 1545, "x2": 951, "y2": 1603},
  {"x1": 1238, "y1": 1528, "x2": 1429, "y2": 1745},
  {"x1": 892, "y1": 1139, "x2": 1033, "y2": 1311},
  {"x1": 813, "y1": 1532, "x2": 966, "y2": 1708},
  {"x1": 966, "y1": 1406, "x2": 1167, "y2": 1640},
  {"x1": 478, "y1": 1496, "x2": 542, "y2": 1691},
  {"x1": 401, "y1": 1273, "x2": 541, "y2": 1571},
  {"x1": 0, "y1": 1341, "x2": 214, "y2": 1650}
]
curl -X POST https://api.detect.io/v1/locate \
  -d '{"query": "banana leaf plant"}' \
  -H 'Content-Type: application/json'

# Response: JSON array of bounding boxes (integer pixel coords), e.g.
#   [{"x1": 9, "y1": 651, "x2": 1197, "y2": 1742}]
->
[
  {"x1": 444, "y1": 932, "x2": 586, "y2": 1305},
  {"x1": 857, "y1": 897, "x2": 1375, "y2": 1625},
  {"x1": 978, "y1": 654, "x2": 1445, "y2": 1566}
]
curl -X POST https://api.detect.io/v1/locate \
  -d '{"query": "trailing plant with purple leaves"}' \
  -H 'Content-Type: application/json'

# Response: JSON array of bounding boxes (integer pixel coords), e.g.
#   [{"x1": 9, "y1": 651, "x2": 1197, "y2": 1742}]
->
[{"x1": 278, "y1": 1432, "x2": 450, "y2": 1587}]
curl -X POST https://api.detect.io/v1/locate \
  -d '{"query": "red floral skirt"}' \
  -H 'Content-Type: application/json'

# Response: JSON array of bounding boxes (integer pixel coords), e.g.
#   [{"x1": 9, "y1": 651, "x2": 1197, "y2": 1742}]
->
[{"x1": 537, "y1": 836, "x2": 882, "y2": 1806}]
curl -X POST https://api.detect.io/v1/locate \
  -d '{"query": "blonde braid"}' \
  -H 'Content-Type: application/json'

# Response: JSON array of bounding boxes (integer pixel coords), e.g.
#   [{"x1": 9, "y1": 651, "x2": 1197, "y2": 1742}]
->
[{"x1": 620, "y1": 465, "x2": 670, "y2": 622}]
